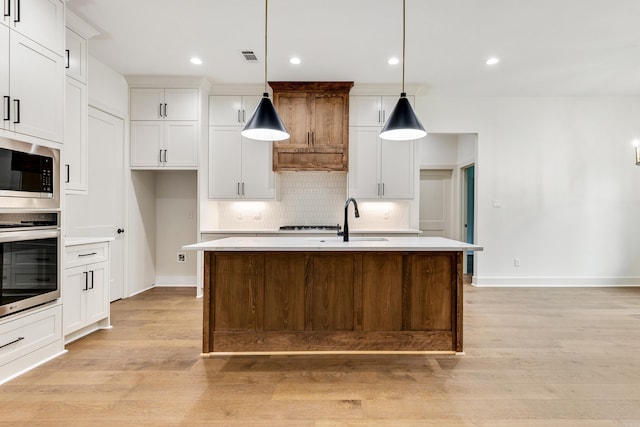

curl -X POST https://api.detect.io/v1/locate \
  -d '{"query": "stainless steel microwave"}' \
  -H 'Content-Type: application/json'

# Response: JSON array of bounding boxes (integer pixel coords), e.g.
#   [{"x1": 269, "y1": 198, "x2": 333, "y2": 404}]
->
[{"x1": 0, "y1": 137, "x2": 59, "y2": 210}]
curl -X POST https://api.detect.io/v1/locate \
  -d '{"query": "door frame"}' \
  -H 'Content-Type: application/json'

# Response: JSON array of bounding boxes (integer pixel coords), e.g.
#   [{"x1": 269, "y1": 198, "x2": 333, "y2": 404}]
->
[{"x1": 460, "y1": 163, "x2": 476, "y2": 275}]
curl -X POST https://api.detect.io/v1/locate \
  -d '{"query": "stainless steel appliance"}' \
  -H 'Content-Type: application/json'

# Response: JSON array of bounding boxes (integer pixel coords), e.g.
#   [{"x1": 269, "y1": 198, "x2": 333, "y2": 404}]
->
[
  {"x1": 0, "y1": 137, "x2": 59, "y2": 210},
  {"x1": 0, "y1": 212, "x2": 61, "y2": 317}
]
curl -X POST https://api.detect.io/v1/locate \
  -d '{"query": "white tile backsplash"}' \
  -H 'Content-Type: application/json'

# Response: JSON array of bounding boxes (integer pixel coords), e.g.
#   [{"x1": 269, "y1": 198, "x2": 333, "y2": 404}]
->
[{"x1": 216, "y1": 172, "x2": 411, "y2": 230}]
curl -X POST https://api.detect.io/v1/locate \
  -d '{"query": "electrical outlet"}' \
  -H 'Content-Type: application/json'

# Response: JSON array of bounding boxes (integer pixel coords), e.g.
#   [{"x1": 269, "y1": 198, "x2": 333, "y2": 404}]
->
[
  {"x1": 514, "y1": 258, "x2": 520, "y2": 267},
  {"x1": 177, "y1": 252, "x2": 186, "y2": 264}
]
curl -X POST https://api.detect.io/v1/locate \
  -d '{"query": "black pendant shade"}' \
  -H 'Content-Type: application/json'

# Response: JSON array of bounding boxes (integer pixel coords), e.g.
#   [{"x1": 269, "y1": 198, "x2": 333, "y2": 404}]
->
[
  {"x1": 379, "y1": 93, "x2": 427, "y2": 141},
  {"x1": 241, "y1": 93, "x2": 290, "y2": 141}
]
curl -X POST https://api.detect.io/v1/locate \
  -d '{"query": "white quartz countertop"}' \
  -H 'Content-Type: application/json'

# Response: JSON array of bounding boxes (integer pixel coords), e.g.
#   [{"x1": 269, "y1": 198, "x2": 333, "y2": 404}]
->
[
  {"x1": 200, "y1": 229, "x2": 422, "y2": 235},
  {"x1": 183, "y1": 236, "x2": 482, "y2": 252},
  {"x1": 65, "y1": 236, "x2": 114, "y2": 246}
]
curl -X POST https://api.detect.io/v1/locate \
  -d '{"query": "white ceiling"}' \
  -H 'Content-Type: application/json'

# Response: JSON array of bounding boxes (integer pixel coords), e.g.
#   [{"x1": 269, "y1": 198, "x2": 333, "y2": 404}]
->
[{"x1": 66, "y1": 0, "x2": 640, "y2": 96}]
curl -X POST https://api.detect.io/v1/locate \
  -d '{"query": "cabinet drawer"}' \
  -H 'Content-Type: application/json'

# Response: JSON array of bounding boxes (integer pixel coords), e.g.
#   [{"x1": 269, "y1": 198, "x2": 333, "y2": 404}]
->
[
  {"x1": 65, "y1": 243, "x2": 108, "y2": 268},
  {"x1": 0, "y1": 304, "x2": 62, "y2": 368}
]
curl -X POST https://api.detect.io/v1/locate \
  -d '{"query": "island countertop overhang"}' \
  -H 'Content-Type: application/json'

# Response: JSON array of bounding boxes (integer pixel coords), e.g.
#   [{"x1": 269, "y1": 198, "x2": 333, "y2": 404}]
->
[{"x1": 183, "y1": 236, "x2": 483, "y2": 252}]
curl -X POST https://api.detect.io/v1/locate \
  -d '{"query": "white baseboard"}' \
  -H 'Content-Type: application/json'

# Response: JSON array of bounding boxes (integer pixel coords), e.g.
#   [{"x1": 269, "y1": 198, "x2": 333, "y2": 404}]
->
[
  {"x1": 154, "y1": 276, "x2": 197, "y2": 287},
  {"x1": 473, "y1": 276, "x2": 640, "y2": 287}
]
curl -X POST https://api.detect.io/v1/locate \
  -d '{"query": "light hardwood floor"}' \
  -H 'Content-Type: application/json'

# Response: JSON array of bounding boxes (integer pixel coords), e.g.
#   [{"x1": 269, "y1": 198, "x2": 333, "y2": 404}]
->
[{"x1": 1, "y1": 286, "x2": 639, "y2": 426}]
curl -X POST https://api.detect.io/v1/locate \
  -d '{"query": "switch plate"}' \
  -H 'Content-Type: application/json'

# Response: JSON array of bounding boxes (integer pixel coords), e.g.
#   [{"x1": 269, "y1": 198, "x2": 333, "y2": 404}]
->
[
  {"x1": 514, "y1": 258, "x2": 520, "y2": 267},
  {"x1": 177, "y1": 252, "x2": 186, "y2": 263}
]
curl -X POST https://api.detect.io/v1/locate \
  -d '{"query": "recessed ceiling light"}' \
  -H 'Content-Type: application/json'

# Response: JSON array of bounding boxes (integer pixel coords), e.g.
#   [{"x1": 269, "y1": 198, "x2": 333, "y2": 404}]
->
[
  {"x1": 289, "y1": 57, "x2": 301, "y2": 65},
  {"x1": 388, "y1": 57, "x2": 399, "y2": 65},
  {"x1": 486, "y1": 57, "x2": 500, "y2": 65},
  {"x1": 190, "y1": 57, "x2": 203, "y2": 65}
]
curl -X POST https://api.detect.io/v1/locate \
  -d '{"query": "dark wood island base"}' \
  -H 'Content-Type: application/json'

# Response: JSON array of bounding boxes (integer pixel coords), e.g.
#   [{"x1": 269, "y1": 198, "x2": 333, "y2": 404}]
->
[{"x1": 203, "y1": 250, "x2": 463, "y2": 354}]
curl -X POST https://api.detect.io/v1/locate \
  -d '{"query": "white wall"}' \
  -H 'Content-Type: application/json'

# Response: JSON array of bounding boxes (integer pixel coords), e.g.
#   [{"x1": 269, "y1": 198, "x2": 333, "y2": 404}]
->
[
  {"x1": 128, "y1": 171, "x2": 156, "y2": 295},
  {"x1": 88, "y1": 56, "x2": 128, "y2": 117},
  {"x1": 155, "y1": 171, "x2": 197, "y2": 286},
  {"x1": 416, "y1": 95, "x2": 640, "y2": 286}
]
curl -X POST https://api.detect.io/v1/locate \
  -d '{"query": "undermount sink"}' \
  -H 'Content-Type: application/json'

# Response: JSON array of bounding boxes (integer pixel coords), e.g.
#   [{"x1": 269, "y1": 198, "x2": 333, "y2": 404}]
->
[{"x1": 309, "y1": 237, "x2": 388, "y2": 243}]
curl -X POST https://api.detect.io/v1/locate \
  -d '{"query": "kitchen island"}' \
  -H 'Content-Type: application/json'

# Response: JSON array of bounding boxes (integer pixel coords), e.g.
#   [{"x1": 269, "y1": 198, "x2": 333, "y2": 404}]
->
[{"x1": 184, "y1": 236, "x2": 482, "y2": 354}]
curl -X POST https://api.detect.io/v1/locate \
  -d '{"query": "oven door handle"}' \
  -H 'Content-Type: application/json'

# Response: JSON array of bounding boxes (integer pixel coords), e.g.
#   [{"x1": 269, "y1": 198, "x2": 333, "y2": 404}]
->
[{"x1": 0, "y1": 228, "x2": 60, "y2": 243}]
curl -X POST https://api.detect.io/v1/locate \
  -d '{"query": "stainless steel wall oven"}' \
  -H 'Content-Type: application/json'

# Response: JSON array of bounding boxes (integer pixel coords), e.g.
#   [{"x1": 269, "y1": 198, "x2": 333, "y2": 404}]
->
[{"x1": 0, "y1": 137, "x2": 61, "y2": 317}]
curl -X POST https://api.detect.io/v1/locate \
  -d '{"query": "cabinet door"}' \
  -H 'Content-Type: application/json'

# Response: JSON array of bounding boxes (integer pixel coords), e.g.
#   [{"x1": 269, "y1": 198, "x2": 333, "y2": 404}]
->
[
  {"x1": 208, "y1": 126, "x2": 242, "y2": 199},
  {"x1": 64, "y1": 77, "x2": 88, "y2": 193},
  {"x1": 130, "y1": 88, "x2": 164, "y2": 120},
  {"x1": 9, "y1": 0, "x2": 64, "y2": 54},
  {"x1": 381, "y1": 96, "x2": 400, "y2": 126},
  {"x1": 10, "y1": 32, "x2": 64, "y2": 142},
  {"x1": 349, "y1": 95, "x2": 382, "y2": 127},
  {"x1": 164, "y1": 121, "x2": 198, "y2": 168},
  {"x1": 65, "y1": 27, "x2": 86, "y2": 83},
  {"x1": 348, "y1": 127, "x2": 381, "y2": 199},
  {"x1": 273, "y1": 92, "x2": 309, "y2": 147},
  {"x1": 210, "y1": 95, "x2": 261, "y2": 126},
  {"x1": 242, "y1": 138, "x2": 275, "y2": 199},
  {"x1": 164, "y1": 88, "x2": 198, "y2": 120},
  {"x1": 85, "y1": 262, "x2": 108, "y2": 324},
  {"x1": 209, "y1": 95, "x2": 242, "y2": 126},
  {"x1": 130, "y1": 121, "x2": 163, "y2": 167},
  {"x1": 0, "y1": 25, "x2": 8, "y2": 132},
  {"x1": 63, "y1": 265, "x2": 86, "y2": 336},
  {"x1": 380, "y1": 140, "x2": 414, "y2": 199},
  {"x1": 312, "y1": 93, "x2": 346, "y2": 149}
]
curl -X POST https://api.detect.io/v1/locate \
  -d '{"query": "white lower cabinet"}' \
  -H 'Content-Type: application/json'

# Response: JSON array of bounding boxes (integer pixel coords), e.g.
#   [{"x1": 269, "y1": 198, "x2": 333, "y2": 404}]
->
[
  {"x1": 0, "y1": 302, "x2": 63, "y2": 385},
  {"x1": 63, "y1": 242, "x2": 110, "y2": 343}
]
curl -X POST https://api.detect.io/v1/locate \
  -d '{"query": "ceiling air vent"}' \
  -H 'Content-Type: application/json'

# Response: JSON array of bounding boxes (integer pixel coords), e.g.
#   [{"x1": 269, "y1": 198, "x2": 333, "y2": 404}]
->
[{"x1": 241, "y1": 50, "x2": 258, "y2": 62}]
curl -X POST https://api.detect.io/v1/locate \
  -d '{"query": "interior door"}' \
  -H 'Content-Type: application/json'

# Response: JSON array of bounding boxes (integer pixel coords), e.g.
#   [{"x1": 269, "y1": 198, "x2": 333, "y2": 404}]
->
[
  {"x1": 65, "y1": 107, "x2": 125, "y2": 301},
  {"x1": 419, "y1": 169, "x2": 453, "y2": 237}
]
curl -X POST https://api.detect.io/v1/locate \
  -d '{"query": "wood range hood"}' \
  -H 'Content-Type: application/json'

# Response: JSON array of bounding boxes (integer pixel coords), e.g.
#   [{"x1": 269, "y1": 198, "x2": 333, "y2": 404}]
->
[{"x1": 269, "y1": 81, "x2": 354, "y2": 172}]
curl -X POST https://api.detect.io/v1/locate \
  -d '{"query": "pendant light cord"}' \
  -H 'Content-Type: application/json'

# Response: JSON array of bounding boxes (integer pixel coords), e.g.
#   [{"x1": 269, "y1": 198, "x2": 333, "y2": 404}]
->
[
  {"x1": 264, "y1": 0, "x2": 269, "y2": 95},
  {"x1": 401, "y1": 0, "x2": 406, "y2": 95}
]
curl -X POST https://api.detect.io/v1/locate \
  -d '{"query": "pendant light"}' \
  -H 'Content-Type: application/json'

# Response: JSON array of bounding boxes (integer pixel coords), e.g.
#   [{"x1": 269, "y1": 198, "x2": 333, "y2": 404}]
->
[
  {"x1": 241, "y1": 0, "x2": 290, "y2": 141},
  {"x1": 379, "y1": 0, "x2": 427, "y2": 141}
]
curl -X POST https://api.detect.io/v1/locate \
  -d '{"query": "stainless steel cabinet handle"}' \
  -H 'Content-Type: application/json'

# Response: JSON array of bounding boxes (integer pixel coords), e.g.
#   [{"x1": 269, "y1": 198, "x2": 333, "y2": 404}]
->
[
  {"x1": 3, "y1": 96, "x2": 9, "y2": 121},
  {"x1": 159, "y1": 103, "x2": 163, "y2": 118},
  {"x1": 382, "y1": 110, "x2": 386, "y2": 124},
  {"x1": 237, "y1": 182, "x2": 240, "y2": 195},
  {"x1": 242, "y1": 109, "x2": 246, "y2": 123},
  {"x1": 378, "y1": 110, "x2": 381, "y2": 124},
  {"x1": 0, "y1": 337, "x2": 24, "y2": 350},
  {"x1": 13, "y1": 0, "x2": 19, "y2": 22},
  {"x1": 241, "y1": 182, "x2": 245, "y2": 195},
  {"x1": 13, "y1": 99, "x2": 19, "y2": 124},
  {"x1": 159, "y1": 149, "x2": 163, "y2": 163},
  {"x1": 377, "y1": 183, "x2": 381, "y2": 196},
  {"x1": 311, "y1": 131, "x2": 314, "y2": 146},
  {"x1": 382, "y1": 183, "x2": 385, "y2": 196},
  {"x1": 237, "y1": 110, "x2": 241, "y2": 124},
  {"x1": 164, "y1": 149, "x2": 167, "y2": 163},
  {"x1": 307, "y1": 132, "x2": 310, "y2": 145},
  {"x1": 3, "y1": 0, "x2": 10, "y2": 18}
]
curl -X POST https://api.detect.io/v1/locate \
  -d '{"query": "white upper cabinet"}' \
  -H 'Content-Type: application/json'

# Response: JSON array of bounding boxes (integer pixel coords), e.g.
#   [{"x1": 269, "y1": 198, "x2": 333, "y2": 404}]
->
[
  {"x1": 1, "y1": 0, "x2": 64, "y2": 143},
  {"x1": 130, "y1": 87, "x2": 200, "y2": 169},
  {"x1": 130, "y1": 120, "x2": 198, "y2": 169},
  {"x1": 8, "y1": 32, "x2": 64, "y2": 142},
  {"x1": 348, "y1": 94, "x2": 416, "y2": 199},
  {"x1": 208, "y1": 126, "x2": 275, "y2": 200},
  {"x1": 208, "y1": 95, "x2": 275, "y2": 199},
  {"x1": 64, "y1": 77, "x2": 88, "y2": 193},
  {"x1": 349, "y1": 95, "x2": 405, "y2": 127},
  {"x1": 65, "y1": 27, "x2": 87, "y2": 83},
  {"x1": 208, "y1": 95, "x2": 261, "y2": 126},
  {"x1": 131, "y1": 88, "x2": 199, "y2": 121},
  {"x1": 348, "y1": 127, "x2": 414, "y2": 199},
  {"x1": 3, "y1": 0, "x2": 64, "y2": 54}
]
